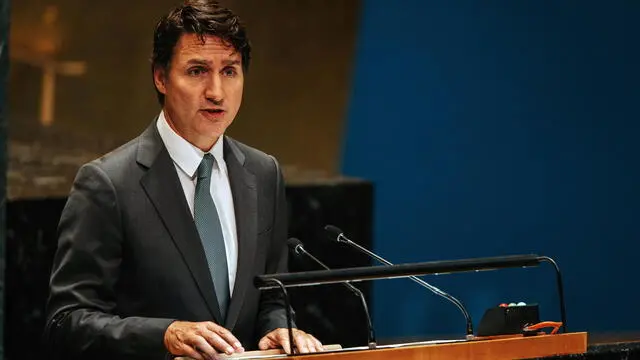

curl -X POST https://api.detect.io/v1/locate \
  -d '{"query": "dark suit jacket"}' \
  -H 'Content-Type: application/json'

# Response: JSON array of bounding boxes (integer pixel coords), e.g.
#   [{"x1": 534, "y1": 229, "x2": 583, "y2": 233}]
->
[{"x1": 44, "y1": 123, "x2": 292, "y2": 359}]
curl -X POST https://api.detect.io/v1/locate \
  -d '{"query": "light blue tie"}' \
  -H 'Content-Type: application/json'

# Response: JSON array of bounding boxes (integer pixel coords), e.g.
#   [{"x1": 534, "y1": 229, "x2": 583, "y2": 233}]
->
[{"x1": 194, "y1": 153, "x2": 230, "y2": 320}]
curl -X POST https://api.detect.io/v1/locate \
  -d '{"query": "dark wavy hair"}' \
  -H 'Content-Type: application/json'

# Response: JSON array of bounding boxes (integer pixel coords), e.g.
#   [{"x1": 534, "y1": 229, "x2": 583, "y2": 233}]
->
[{"x1": 151, "y1": 0, "x2": 251, "y2": 105}]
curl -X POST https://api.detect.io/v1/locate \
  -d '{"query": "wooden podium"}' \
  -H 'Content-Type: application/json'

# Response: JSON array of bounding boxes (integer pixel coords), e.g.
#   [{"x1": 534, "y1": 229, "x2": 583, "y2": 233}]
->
[{"x1": 215, "y1": 332, "x2": 586, "y2": 360}]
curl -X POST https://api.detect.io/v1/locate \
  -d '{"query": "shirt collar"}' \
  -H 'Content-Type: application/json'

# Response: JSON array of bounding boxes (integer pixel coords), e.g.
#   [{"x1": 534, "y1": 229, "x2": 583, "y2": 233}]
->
[{"x1": 156, "y1": 110, "x2": 225, "y2": 178}]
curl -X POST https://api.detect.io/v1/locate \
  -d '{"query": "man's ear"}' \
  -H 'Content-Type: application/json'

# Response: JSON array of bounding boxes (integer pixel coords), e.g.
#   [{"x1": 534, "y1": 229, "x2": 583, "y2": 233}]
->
[{"x1": 153, "y1": 66, "x2": 168, "y2": 95}]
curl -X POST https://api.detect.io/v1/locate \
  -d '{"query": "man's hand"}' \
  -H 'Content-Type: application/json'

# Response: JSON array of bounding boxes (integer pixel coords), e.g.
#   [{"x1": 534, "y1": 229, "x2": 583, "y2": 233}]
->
[
  {"x1": 258, "y1": 328, "x2": 323, "y2": 354},
  {"x1": 164, "y1": 321, "x2": 244, "y2": 360}
]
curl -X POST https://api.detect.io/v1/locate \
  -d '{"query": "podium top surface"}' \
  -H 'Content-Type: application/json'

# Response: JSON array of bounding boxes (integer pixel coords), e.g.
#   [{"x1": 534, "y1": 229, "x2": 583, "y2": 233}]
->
[{"x1": 187, "y1": 332, "x2": 587, "y2": 360}]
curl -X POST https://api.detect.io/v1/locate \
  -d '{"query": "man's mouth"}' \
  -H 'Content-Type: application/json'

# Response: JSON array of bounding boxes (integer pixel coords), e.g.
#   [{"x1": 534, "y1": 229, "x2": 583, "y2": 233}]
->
[{"x1": 203, "y1": 109, "x2": 225, "y2": 114}]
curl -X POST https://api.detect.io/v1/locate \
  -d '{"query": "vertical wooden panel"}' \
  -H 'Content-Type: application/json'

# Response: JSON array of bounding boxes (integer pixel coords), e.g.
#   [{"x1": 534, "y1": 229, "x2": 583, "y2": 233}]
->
[
  {"x1": 7, "y1": 0, "x2": 360, "y2": 199},
  {"x1": 0, "y1": 0, "x2": 9, "y2": 357},
  {"x1": 225, "y1": 0, "x2": 361, "y2": 177}
]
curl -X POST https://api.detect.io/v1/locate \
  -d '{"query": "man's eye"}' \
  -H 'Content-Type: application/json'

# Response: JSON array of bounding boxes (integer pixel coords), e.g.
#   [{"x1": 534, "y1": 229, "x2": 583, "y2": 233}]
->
[
  {"x1": 223, "y1": 68, "x2": 237, "y2": 77},
  {"x1": 188, "y1": 67, "x2": 207, "y2": 76}
]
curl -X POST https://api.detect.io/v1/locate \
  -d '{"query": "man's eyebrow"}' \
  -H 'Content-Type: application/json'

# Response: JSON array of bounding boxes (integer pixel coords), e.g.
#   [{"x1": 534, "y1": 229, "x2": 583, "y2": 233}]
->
[
  {"x1": 222, "y1": 59, "x2": 241, "y2": 66},
  {"x1": 186, "y1": 59, "x2": 211, "y2": 66},
  {"x1": 184, "y1": 59, "x2": 240, "y2": 66}
]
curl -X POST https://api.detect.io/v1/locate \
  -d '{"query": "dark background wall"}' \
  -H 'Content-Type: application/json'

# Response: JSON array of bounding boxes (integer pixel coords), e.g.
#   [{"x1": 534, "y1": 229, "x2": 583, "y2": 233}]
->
[{"x1": 343, "y1": 0, "x2": 639, "y2": 339}]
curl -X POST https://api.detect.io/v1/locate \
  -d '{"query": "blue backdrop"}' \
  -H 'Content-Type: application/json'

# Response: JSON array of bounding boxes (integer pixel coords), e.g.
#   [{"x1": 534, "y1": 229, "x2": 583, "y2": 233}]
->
[{"x1": 342, "y1": 0, "x2": 640, "y2": 339}]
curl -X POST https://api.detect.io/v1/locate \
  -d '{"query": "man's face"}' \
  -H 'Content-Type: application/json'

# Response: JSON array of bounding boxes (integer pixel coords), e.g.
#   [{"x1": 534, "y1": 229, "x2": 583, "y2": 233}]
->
[{"x1": 154, "y1": 34, "x2": 244, "y2": 151}]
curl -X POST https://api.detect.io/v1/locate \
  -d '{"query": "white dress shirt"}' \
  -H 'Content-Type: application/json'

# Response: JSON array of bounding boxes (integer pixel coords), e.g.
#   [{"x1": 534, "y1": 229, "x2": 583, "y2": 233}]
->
[{"x1": 157, "y1": 111, "x2": 238, "y2": 295}]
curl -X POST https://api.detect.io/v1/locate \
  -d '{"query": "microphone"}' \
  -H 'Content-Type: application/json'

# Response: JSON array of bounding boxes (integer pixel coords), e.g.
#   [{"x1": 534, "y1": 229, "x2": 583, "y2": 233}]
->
[
  {"x1": 324, "y1": 225, "x2": 475, "y2": 339},
  {"x1": 287, "y1": 238, "x2": 377, "y2": 349}
]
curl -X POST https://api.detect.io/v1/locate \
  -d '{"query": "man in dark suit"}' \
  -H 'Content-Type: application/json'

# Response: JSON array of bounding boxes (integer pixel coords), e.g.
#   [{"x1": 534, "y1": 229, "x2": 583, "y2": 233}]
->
[{"x1": 44, "y1": 1, "x2": 322, "y2": 359}]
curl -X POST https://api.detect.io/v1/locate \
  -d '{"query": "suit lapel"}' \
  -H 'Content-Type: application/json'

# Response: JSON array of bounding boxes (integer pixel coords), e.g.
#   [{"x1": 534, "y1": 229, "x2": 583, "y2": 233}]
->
[
  {"x1": 137, "y1": 124, "x2": 224, "y2": 324},
  {"x1": 224, "y1": 138, "x2": 258, "y2": 331}
]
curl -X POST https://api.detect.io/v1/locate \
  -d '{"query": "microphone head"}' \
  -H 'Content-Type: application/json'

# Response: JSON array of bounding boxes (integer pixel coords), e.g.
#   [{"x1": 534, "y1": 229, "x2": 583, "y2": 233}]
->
[
  {"x1": 324, "y1": 225, "x2": 344, "y2": 242},
  {"x1": 287, "y1": 237, "x2": 304, "y2": 250}
]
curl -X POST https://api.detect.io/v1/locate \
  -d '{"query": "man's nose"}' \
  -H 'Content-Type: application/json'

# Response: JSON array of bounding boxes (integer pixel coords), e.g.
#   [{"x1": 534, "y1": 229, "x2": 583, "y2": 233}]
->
[{"x1": 205, "y1": 74, "x2": 224, "y2": 104}]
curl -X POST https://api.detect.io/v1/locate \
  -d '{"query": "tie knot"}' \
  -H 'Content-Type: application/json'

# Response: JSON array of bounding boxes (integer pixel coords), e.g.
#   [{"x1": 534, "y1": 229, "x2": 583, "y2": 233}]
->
[{"x1": 197, "y1": 153, "x2": 215, "y2": 179}]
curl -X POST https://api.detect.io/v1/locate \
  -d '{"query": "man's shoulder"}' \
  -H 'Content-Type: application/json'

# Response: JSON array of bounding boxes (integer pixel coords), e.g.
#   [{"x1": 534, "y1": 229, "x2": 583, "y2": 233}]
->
[
  {"x1": 82, "y1": 131, "x2": 147, "y2": 182},
  {"x1": 94, "y1": 137, "x2": 140, "y2": 168},
  {"x1": 225, "y1": 136, "x2": 279, "y2": 170}
]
